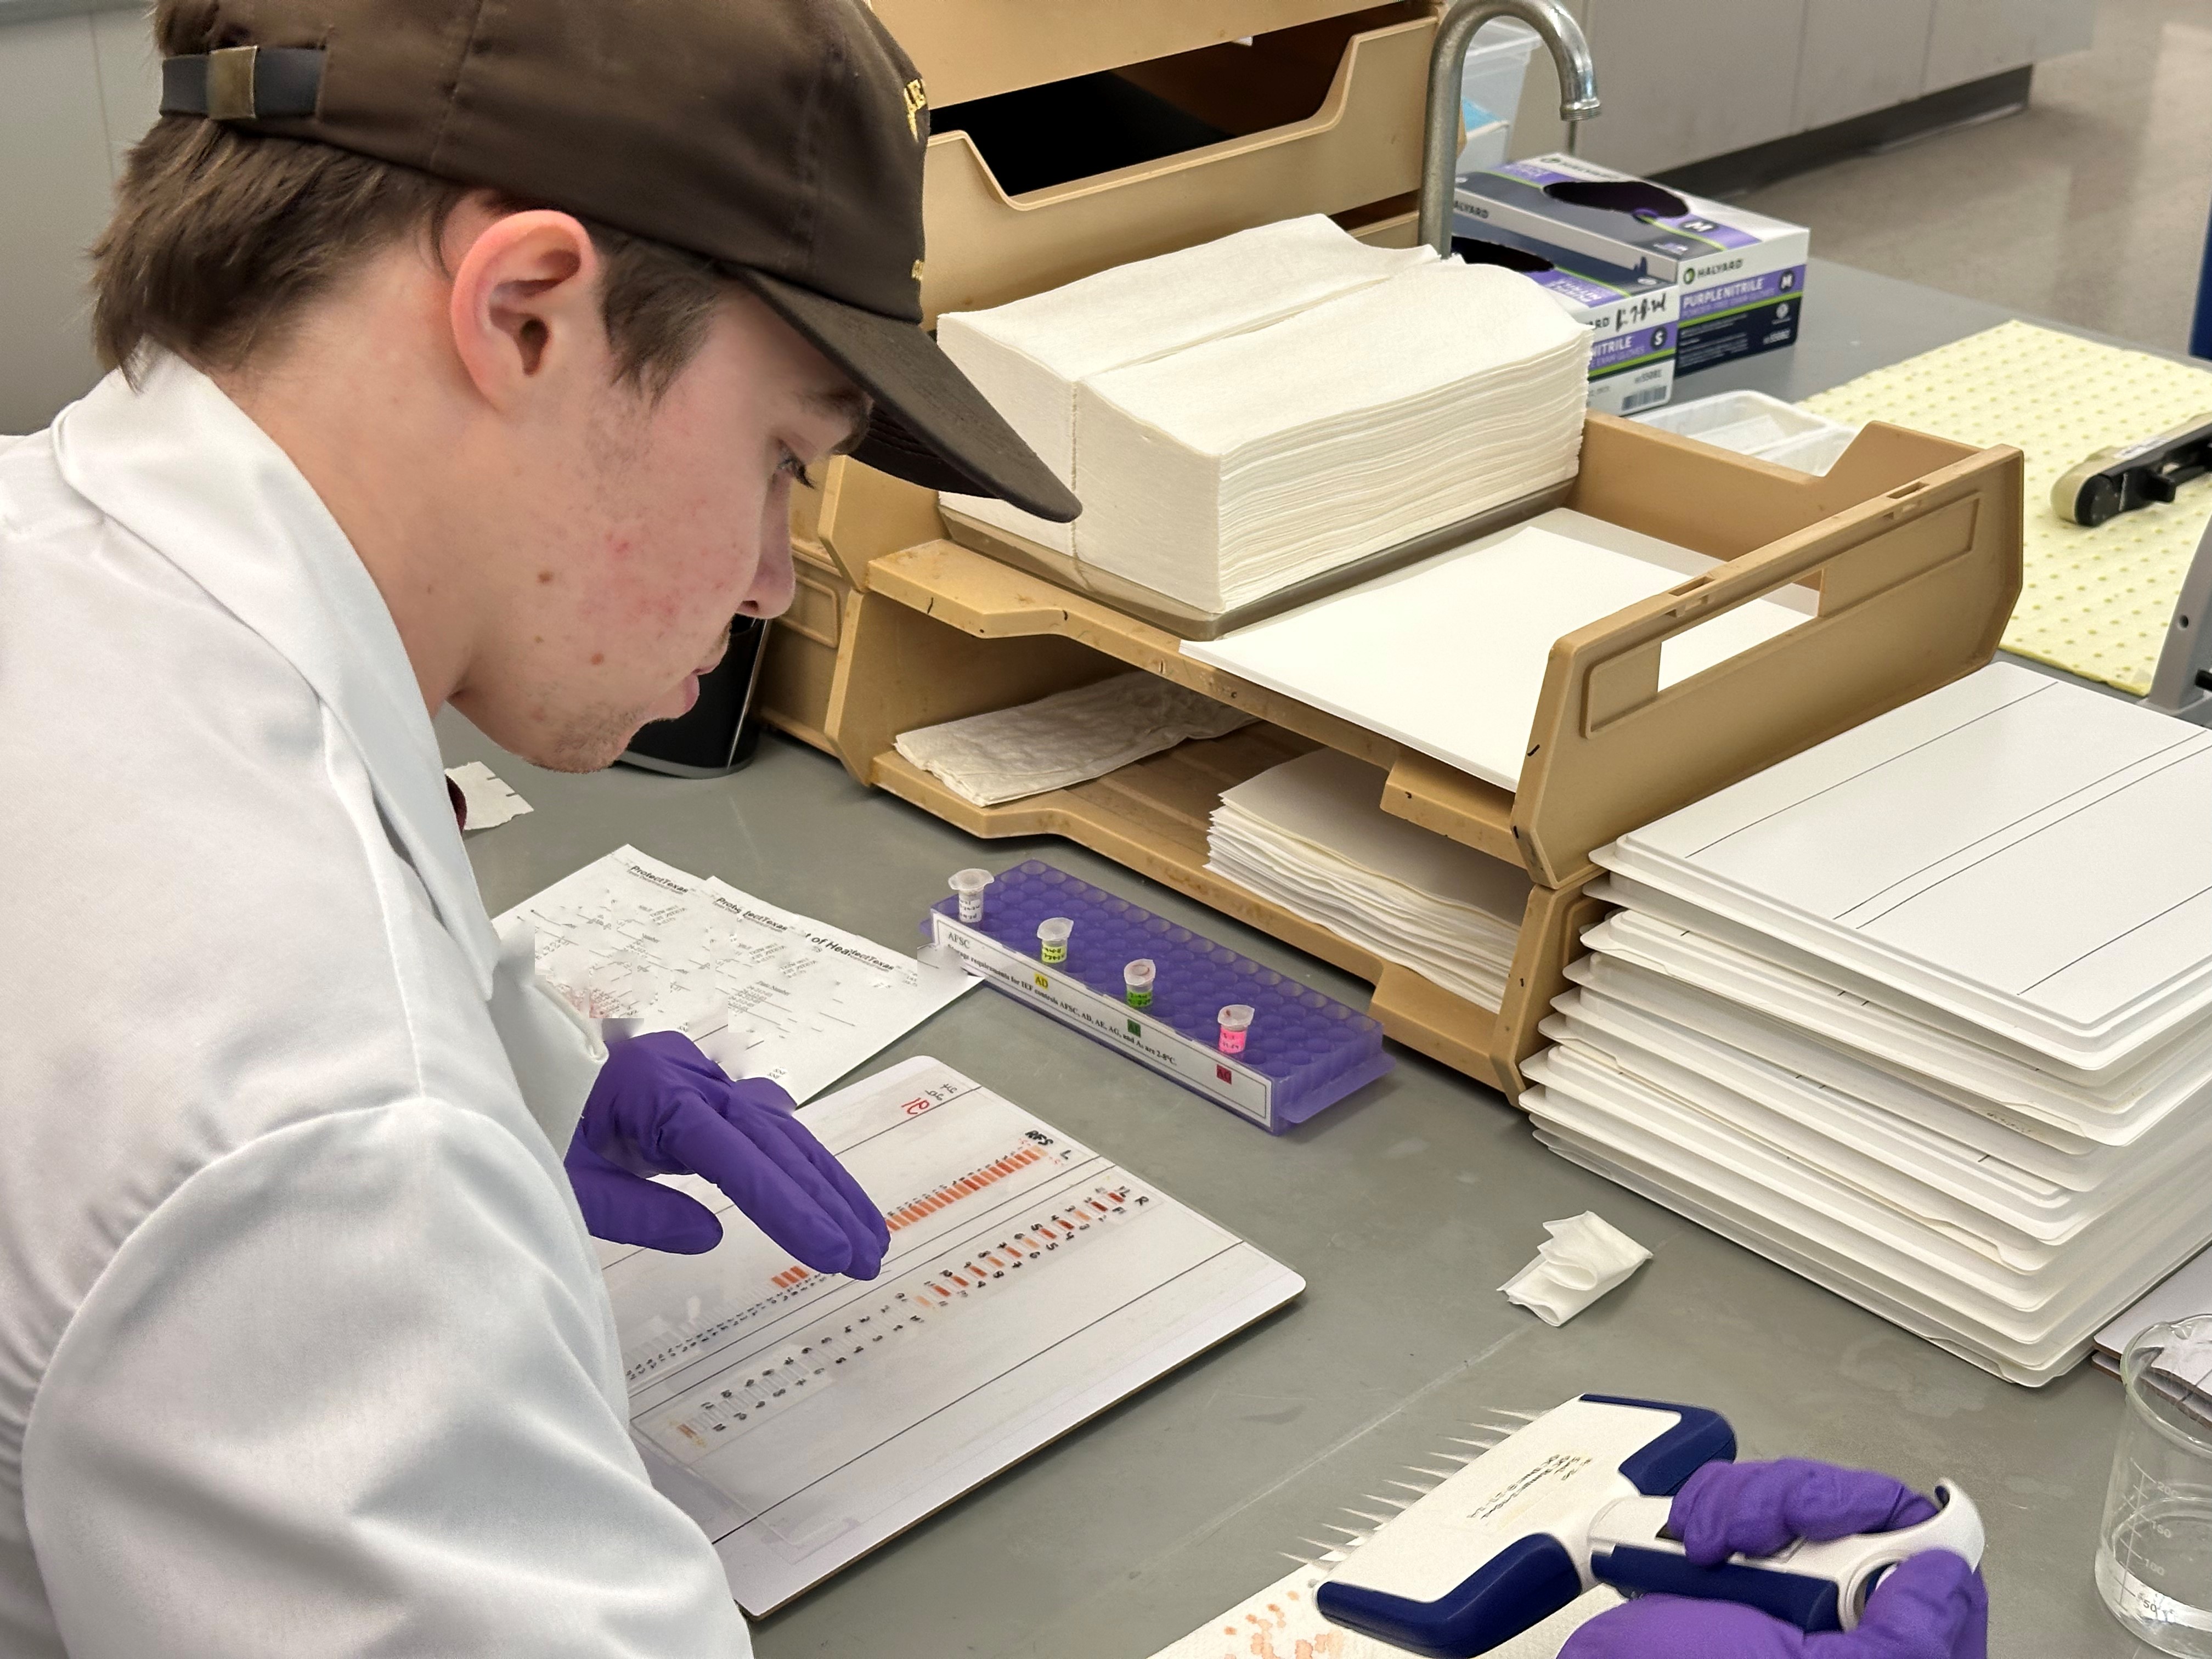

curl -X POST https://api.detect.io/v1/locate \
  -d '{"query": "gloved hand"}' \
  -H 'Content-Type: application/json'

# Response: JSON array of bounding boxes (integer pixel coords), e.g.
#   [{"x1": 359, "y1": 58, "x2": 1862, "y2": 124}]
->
[
  {"x1": 565, "y1": 1031, "x2": 889, "y2": 1276},
  {"x1": 1559, "y1": 1459, "x2": 1988, "y2": 1659}
]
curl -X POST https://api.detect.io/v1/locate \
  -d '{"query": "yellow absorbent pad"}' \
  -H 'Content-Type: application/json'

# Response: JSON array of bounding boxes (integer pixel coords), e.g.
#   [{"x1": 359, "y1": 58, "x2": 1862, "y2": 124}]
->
[{"x1": 1803, "y1": 320, "x2": 2212, "y2": 696}]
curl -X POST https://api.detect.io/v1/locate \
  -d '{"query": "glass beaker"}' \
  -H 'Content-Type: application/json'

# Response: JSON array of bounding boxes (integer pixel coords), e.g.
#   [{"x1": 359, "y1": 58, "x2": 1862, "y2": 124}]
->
[{"x1": 2098, "y1": 1316, "x2": 2212, "y2": 1655}]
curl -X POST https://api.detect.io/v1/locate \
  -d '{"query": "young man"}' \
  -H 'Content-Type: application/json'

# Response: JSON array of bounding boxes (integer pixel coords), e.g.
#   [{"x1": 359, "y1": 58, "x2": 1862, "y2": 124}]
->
[
  {"x1": 0, "y1": 0, "x2": 1988, "y2": 1653},
  {"x1": 0, "y1": 0, "x2": 1074, "y2": 1653}
]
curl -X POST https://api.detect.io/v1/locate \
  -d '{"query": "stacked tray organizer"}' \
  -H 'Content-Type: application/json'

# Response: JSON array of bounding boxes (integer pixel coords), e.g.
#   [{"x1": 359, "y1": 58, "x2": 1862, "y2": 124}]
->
[
  {"x1": 756, "y1": 1, "x2": 1434, "y2": 752},
  {"x1": 755, "y1": 4, "x2": 2027, "y2": 1101}
]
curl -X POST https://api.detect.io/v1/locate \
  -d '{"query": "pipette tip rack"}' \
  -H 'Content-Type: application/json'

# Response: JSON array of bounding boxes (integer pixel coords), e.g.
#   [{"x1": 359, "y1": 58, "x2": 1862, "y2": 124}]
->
[{"x1": 924, "y1": 860, "x2": 1391, "y2": 1132}]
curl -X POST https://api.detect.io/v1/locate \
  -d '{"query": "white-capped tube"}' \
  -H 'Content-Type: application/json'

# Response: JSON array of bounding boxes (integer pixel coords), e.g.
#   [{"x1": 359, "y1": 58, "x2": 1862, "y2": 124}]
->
[
  {"x1": 1217, "y1": 1003, "x2": 1254, "y2": 1054},
  {"x1": 949, "y1": 867, "x2": 993, "y2": 923},
  {"x1": 1037, "y1": 917, "x2": 1074, "y2": 965}
]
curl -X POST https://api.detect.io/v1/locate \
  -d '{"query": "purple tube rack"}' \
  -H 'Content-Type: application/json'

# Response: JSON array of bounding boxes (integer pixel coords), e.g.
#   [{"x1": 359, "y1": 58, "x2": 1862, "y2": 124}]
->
[{"x1": 925, "y1": 860, "x2": 1392, "y2": 1131}]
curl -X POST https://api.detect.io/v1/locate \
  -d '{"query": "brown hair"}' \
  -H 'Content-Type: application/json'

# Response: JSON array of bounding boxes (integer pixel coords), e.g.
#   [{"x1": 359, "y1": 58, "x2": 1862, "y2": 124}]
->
[{"x1": 93, "y1": 5, "x2": 725, "y2": 396}]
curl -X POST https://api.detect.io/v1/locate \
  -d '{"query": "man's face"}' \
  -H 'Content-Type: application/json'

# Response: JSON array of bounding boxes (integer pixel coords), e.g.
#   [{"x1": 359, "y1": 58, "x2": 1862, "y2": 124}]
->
[{"x1": 450, "y1": 288, "x2": 864, "y2": 771}]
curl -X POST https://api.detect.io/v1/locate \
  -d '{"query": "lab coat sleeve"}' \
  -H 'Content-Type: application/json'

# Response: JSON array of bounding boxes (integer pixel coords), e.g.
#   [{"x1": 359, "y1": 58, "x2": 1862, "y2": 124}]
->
[
  {"x1": 488, "y1": 915, "x2": 607, "y2": 1153},
  {"x1": 21, "y1": 1100, "x2": 752, "y2": 1659}
]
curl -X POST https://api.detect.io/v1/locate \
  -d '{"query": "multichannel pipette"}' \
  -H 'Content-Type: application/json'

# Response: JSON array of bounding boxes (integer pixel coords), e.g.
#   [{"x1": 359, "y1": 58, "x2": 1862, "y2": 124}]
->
[{"x1": 1313, "y1": 1395, "x2": 1984, "y2": 1657}]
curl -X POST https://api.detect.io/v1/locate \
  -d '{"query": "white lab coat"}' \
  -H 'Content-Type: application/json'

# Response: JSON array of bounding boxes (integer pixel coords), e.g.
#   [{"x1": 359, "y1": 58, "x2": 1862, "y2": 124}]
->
[{"x1": 0, "y1": 356, "x2": 752, "y2": 1657}]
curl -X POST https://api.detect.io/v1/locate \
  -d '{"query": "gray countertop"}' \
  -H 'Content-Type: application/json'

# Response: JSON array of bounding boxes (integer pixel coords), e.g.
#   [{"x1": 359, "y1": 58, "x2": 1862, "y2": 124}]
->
[{"x1": 439, "y1": 258, "x2": 2159, "y2": 1657}]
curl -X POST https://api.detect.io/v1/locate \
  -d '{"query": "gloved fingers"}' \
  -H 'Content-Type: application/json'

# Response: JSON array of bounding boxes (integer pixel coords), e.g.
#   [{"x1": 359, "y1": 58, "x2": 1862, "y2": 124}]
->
[
  {"x1": 760, "y1": 1107, "x2": 889, "y2": 1256},
  {"x1": 1673, "y1": 1459, "x2": 1940, "y2": 1567},
  {"x1": 1805, "y1": 1552, "x2": 1987, "y2": 1659},
  {"x1": 1557, "y1": 1594, "x2": 1807, "y2": 1659},
  {"x1": 565, "y1": 1160, "x2": 726, "y2": 1255},
  {"x1": 748, "y1": 1108, "x2": 888, "y2": 1278},
  {"x1": 725, "y1": 1075, "x2": 804, "y2": 1116},
  {"x1": 715, "y1": 1077, "x2": 884, "y2": 1261},
  {"x1": 658, "y1": 1105, "x2": 856, "y2": 1276}
]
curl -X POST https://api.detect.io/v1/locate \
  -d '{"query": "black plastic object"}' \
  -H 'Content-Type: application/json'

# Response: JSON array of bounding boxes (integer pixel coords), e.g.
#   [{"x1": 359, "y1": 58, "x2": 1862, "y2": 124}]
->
[
  {"x1": 1584, "y1": 1393, "x2": 1740, "y2": 1493},
  {"x1": 1317, "y1": 1535, "x2": 1585, "y2": 1659},
  {"x1": 930, "y1": 73, "x2": 1232, "y2": 196},
  {"x1": 1545, "y1": 177, "x2": 1693, "y2": 222},
  {"x1": 619, "y1": 616, "x2": 769, "y2": 777},
  {"x1": 2052, "y1": 415, "x2": 2212, "y2": 527},
  {"x1": 1451, "y1": 233, "x2": 1556, "y2": 274},
  {"x1": 1593, "y1": 1544, "x2": 1843, "y2": 1633}
]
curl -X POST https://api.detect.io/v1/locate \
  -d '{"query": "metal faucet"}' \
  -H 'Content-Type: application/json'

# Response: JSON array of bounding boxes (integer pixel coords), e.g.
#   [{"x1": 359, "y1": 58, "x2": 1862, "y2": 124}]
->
[{"x1": 1418, "y1": 0, "x2": 1601, "y2": 256}]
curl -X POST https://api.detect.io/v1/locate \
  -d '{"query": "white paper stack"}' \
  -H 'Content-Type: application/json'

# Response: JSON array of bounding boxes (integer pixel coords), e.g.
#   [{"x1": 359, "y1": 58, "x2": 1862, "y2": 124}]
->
[
  {"x1": 1186, "y1": 509, "x2": 1813, "y2": 792},
  {"x1": 1206, "y1": 747, "x2": 1531, "y2": 1008},
  {"x1": 1075, "y1": 261, "x2": 1590, "y2": 612},
  {"x1": 1520, "y1": 662, "x2": 2212, "y2": 1385},
  {"x1": 939, "y1": 216, "x2": 1435, "y2": 555}
]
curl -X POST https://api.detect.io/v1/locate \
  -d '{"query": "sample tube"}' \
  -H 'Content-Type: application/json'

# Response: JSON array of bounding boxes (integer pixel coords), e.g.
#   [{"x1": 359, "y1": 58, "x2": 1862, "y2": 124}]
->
[
  {"x1": 1037, "y1": 917, "x2": 1074, "y2": 965},
  {"x1": 1217, "y1": 1004, "x2": 1254, "y2": 1055},
  {"x1": 1123, "y1": 958, "x2": 1156, "y2": 1009},
  {"x1": 949, "y1": 868, "x2": 993, "y2": 923}
]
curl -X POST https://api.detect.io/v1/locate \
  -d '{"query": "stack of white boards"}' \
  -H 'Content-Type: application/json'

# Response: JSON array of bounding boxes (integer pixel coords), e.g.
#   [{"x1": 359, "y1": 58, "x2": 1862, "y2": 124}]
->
[
  {"x1": 938, "y1": 215, "x2": 1590, "y2": 617},
  {"x1": 1186, "y1": 508, "x2": 1813, "y2": 792},
  {"x1": 1206, "y1": 748, "x2": 1532, "y2": 1009},
  {"x1": 1520, "y1": 662, "x2": 2212, "y2": 1385}
]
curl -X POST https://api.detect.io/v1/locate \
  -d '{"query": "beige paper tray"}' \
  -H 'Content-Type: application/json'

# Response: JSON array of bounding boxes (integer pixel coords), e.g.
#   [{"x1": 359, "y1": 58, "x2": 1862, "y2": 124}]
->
[
  {"x1": 937, "y1": 482, "x2": 1576, "y2": 641},
  {"x1": 872, "y1": 0, "x2": 1405, "y2": 109},
  {"x1": 804, "y1": 414, "x2": 2017, "y2": 1100},
  {"x1": 918, "y1": 7, "x2": 1434, "y2": 322}
]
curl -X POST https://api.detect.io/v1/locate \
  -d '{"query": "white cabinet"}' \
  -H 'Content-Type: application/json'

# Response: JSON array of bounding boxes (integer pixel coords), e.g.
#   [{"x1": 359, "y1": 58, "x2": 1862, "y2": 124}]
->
[
  {"x1": 1925, "y1": 0, "x2": 2092, "y2": 92},
  {"x1": 1796, "y1": 0, "x2": 1938, "y2": 131},
  {"x1": 1509, "y1": 0, "x2": 2098, "y2": 178},
  {"x1": 1577, "y1": 0, "x2": 1810, "y2": 175}
]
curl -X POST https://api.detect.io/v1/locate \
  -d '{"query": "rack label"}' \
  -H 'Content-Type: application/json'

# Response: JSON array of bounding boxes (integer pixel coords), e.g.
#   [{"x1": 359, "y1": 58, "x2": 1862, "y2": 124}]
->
[{"x1": 931, "y1": 914, "x2": 1276, "y2": 1128}]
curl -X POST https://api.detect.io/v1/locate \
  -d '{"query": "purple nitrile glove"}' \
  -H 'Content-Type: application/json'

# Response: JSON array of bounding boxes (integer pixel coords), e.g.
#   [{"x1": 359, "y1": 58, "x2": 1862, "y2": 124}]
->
[
  {"x1": 1559, "y1": 1460, "x2": 1988, "y2": 1659},
  {"x1": 565, "y1": 1031, "x2": 889, "y2": 1276}
]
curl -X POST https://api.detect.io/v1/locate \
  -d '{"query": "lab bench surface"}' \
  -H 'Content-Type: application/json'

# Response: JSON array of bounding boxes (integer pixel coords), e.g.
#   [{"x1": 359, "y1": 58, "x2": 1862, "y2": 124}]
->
[{"x1": 441, "y1": 260, "x2": 2155, "y2": 1659}]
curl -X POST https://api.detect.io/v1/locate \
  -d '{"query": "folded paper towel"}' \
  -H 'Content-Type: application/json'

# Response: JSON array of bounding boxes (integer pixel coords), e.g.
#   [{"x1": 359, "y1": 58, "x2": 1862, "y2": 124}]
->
[
  {"x1": 939, "y1": 216, "x2": 1433, "y2": 555},
  {"x1": 1207, "y1": 747, "x2": 1529, "y2": 1008},
  {"x1": 893, "y1": 672, "x2": 1251, "y2": 806},
  {"x1": 1075, "y1": 259, "x2": 1590, "y2": 613},
  {"x1": 1501, "y1": 1212, "x2": 1652, "y2": 1327}
]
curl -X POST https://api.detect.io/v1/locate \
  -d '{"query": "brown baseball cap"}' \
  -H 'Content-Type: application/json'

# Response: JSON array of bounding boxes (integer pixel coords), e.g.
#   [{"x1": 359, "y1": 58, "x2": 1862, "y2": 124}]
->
[{"x1": 156, "y1": 0, "x2": 1080, "y2": 522}]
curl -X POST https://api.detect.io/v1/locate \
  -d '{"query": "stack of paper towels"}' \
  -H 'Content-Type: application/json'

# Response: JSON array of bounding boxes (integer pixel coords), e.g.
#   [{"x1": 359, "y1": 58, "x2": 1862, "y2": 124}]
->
[
  {"x1": 1207, "y1": 748, "x2": 1531, "y2": 1009},
  {"x1": 939, "y1": 216, "x2": 1591, "y2": 616},
  {"x1": 1522, "y1": 663, "x2": 2212, "y2": 1385}
]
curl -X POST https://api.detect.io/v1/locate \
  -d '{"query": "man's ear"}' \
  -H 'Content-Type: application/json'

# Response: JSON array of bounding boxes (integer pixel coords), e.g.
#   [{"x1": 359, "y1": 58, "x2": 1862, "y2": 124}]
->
[{"x1": 445, "y1": 206, "x2": 606, "y2": 410}]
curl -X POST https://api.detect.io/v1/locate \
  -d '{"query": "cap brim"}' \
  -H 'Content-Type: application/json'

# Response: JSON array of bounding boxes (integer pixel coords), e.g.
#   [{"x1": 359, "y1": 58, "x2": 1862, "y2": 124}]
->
[{"x1": 732, "y1": 268, "x2": 1081, "y2": 524}]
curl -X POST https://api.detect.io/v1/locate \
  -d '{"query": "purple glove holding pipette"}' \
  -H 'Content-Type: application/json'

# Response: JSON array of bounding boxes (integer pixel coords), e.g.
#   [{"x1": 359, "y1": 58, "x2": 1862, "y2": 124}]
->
[
  {"x1": 565, "y1": 1030, "x2": 889, "y2": 1275},
  {"x1": 1561, "y1": 1460, "x2": 1988, "y2": 1659}
]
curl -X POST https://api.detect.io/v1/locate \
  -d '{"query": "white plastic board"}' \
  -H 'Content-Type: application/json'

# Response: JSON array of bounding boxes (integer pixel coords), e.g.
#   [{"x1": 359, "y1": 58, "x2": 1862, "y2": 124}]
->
[
  {"x1": 608, "y1": 1056, "x2": 1304, "y2": 1613},
  {"x1": 2097, "y1": 1246, "x2": 2212, "y2": 1364},
  {"x1": 1598, "y1": 664, "x2": 2212, "y2": 1066},
  {"x1": 1541, "y1": 993, "x2": 2189, "y2": 1246},
  {"x1": 1581, "y1": 909, "x2": 2212, "y2": 1145},
  {"x1": 1182, "y1": 509, "x2": 1812, "y2": 791},
  {"x1": 1531, "y1": 1123, "x2": 2088, "y2": 1386},
  {"x1": 1563, "y1": 953, "x2": 2197, "y2": 1187},
  {"x1": 1521, "y1": 1053, "x2": 2212, "y2": 1345}
]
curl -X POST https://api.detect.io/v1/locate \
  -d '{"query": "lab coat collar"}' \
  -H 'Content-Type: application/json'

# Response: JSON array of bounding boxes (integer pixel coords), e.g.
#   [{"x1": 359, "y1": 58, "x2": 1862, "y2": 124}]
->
[{"x1": 51, "y1": 353, "x2": 500, "y2": 998}]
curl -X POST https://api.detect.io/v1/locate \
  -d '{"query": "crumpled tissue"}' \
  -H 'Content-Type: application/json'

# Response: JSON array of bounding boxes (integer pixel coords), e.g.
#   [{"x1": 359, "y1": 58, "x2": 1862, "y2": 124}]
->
[
  {"x1": 894, "y1": 671, "x2": 1251, "y2": 806},
  {"x1": 1501, "y1": 1212, "x2": 1652, "y2": 1327}
]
